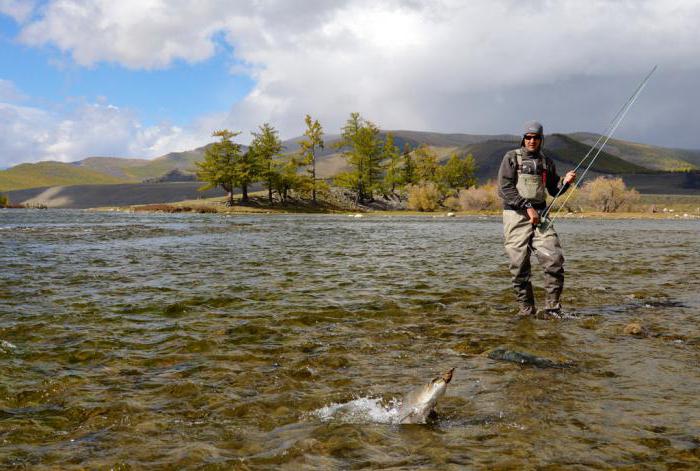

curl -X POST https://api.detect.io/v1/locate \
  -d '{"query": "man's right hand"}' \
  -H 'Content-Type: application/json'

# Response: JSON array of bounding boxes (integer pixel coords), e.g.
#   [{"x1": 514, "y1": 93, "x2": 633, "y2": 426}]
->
[{"x1": 527, "y1": 207, "x2": 540, "y2": 225}]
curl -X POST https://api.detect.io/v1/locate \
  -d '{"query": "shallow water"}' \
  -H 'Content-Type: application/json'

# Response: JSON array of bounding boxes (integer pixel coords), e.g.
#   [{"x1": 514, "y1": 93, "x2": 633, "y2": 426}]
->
[{"x1": 1, "y1": 209, "x2": 699, "y2": 469}]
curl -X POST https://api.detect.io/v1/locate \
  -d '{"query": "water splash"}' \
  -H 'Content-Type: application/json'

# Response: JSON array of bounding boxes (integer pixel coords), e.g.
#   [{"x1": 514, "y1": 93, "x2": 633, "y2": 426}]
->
[{"x1": 313, "y1": 396, "x2": 402, "y2": 424}]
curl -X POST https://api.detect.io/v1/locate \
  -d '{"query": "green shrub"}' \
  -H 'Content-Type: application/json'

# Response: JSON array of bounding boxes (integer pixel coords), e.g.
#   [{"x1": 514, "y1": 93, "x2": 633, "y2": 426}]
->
[{"x1": 0, "y1": 194, "x2": 8, "y2": 208}]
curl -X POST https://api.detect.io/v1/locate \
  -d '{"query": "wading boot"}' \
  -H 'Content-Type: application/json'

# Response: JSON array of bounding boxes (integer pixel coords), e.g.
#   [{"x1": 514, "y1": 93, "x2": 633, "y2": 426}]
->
[
  {"x1": 542, "y1": 299, "x2": 563, "y2": 319},
  {"x1": 516, "y1": 303, "x2": 536, "y2": 318},
  {"x1": 513, "y1": 282, "x2": 536, "y2": 318}
]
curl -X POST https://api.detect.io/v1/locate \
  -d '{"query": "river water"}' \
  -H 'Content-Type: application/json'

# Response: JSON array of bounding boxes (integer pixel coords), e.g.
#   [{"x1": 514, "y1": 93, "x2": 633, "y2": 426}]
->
[{"x1": 1, "y1": 209, "x2": 699, "y2": 469}]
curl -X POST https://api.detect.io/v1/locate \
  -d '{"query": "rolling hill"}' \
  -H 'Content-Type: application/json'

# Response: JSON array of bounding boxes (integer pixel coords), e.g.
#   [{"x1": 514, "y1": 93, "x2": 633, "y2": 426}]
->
[
  {"x1": 75, "y1": 146, "x2": 210, "y2": 180},
  {"x1": 2, "y1": 130, "x2": 698, "y2": 197},
  {"x1": 569, "y1": 133, "x2": 700, "y2": 171},
  {"x1": 0, "y1": 161, "x2": 129, "y2": 191}
]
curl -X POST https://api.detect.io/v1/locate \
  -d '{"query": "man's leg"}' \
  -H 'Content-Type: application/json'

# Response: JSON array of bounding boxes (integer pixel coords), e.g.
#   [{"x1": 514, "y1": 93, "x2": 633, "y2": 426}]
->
[
  {"x1": 532, "y1": 224, "x2": 565, "y2": 314},
  {"x1": 503, "y1": 210, "x2": 535, "y2": 316}
]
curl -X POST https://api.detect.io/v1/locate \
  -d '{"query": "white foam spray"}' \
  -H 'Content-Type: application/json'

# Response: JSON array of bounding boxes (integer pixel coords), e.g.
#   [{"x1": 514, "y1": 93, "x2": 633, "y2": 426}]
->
[{"x1": 312, "y1": 396, "x2": 402, "y2": 424}]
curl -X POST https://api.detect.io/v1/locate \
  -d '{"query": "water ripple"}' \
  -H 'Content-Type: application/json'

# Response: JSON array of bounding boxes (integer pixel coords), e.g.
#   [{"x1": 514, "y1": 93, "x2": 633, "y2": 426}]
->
[{"x1": 0, "y1": 209, "x2": 699, "y2": 468}]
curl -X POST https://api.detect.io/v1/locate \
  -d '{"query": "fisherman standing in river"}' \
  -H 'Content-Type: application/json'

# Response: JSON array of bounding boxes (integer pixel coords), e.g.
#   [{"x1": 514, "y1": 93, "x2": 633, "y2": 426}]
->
[{"x1": 497, "y1": 121, "x2": 576, "y2": 318}]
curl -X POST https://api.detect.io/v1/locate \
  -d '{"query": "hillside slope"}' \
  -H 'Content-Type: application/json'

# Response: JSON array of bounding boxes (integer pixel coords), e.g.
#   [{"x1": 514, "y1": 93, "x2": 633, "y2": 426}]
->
[
  {"x1": 569, "y1": 133, "x2": 700, "y2": 171},
  {"x1": 75, "y1": 156, "x2": 152, "y2": 179},
  {"x1": 545, "y1": 134, "x2": 651, "y2": 174},
  {"x1": 6, "y1": 182, "x2": 227, "y2": 209},
  {"x1": 0, "y1": 162, "x2": 129, "y2": 191},
  {"x1": 76, "y1": 147, "x2": 209, "y2": 181}
]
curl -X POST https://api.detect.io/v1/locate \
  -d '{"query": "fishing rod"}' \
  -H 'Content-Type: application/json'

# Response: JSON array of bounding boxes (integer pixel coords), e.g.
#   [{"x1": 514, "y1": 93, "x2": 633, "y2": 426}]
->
[{"x1": 538, "y1": 65, "x2": 658, "y2": 229}]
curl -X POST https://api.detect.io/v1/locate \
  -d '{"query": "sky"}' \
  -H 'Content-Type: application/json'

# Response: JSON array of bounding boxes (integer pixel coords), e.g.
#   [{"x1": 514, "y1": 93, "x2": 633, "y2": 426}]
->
[{"x1": 1, "y1": 0, "x2": 700, "y2": 168}]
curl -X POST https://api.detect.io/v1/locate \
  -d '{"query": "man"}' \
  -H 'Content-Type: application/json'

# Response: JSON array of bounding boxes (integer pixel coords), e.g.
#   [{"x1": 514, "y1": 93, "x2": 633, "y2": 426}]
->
[{"x1": 497, "y1": 121, "x2": 576, "y2": 318}]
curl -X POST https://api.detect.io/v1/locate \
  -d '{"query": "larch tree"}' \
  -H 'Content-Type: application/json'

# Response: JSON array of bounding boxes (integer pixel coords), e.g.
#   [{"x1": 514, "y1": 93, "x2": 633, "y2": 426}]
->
[
  {"x1": 236, "y1": 149, "x2": 258, "y2": 203},
  {"x1": 272, "y1": 155, "x2": 304, "y2": 203},
  {"x1": 334, "y1": 112, "x2": 383, "y2": 204},
  {"x1": 402, "y1": 142, "x2": 416, "y2": 186},
  {"x1": 299, "y1": 114, "x2": 324, "y2": 204},
  {"x1": 381, "y1": 133, "x2": 402, "y2": 195},
  {"x1": 249, "y1": 123, "x2": 283, "y2": 203},
  {"x1": 438, "y1": 152, "x2": 477, "y2": 190},
  {"x1": 414, "y1": 145, "x2": 439, "y2": 183},
  {"x1": 196, "y1": 130, "x2": 242, "y2": 206}
]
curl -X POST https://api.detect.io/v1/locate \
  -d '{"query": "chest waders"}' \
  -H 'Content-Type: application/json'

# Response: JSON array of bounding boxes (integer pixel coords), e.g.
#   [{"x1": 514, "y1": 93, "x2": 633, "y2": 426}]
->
[
  {"x1": 504, "y1": 149, "x2": 564, "y2": 316},
  {"x1": 514, "y1": 149, "x2": 555, "y2": 231},
  {"x1": 515, "y1": 149, "x2": 547, "y2": 205}
]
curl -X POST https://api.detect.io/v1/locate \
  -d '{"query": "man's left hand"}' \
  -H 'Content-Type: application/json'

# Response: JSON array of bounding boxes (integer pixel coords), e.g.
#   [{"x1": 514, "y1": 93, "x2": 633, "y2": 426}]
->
[{"x1": 564, "y1": 170, "x2": 576, "y2": 185}]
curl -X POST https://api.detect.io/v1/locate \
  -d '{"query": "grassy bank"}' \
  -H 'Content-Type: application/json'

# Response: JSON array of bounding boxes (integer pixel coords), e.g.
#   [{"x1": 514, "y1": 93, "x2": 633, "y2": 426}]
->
[
  {"x1": 101, "y1": 191, "x2": 700, "y2": 219},
  {"x1": 102, "y1": 191, "x2": 355, "y2": 215}
]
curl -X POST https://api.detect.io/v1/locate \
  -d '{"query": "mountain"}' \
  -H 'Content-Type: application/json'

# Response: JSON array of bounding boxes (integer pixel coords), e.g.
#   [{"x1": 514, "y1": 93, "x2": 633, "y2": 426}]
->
[
  {"x1": 75, "y1": 146, "x2": 210, "y2": 181},
  {"x1": 569, "y1": 133, "x2": 700, "y2": 171},
  {"x1": 2, "y1": 130, "x2": 698, "y2": 194},
  {"x1": 0, "y1": 146, "x2": 211, "y2": 192},
  {"x1": 544, "y1": 134, "x2": 651, "y2": 174}
]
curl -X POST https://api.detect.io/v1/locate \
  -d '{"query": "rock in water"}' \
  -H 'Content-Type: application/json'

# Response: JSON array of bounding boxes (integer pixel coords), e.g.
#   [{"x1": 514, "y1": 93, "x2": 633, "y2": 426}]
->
[
  {"x1": 397, "y1": 368, "x2": 454, "y2": 424},
  {"x1": 623, "y1": 322, "x2": 649, "y2": 337},
  {"x1": 487, "y1": 348, "x2": 573, "y2": 369}
]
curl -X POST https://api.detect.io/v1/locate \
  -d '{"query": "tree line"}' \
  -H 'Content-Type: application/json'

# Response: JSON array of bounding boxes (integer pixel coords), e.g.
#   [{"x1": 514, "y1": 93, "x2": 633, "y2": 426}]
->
[{"x1": 196, "y1": 112, "x2": 477, "y2": 206}]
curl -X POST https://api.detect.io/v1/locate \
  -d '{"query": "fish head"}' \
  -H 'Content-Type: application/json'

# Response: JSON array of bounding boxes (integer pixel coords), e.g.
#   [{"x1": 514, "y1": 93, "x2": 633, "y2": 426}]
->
[
  {"x1": 415, "y1": 369, "x2": 454, "y2": 403},
  {"x1": 440, "y1": 367, "x2": 455, "y2": 384},
  {"x1": 424, "y1": 367, "x2": 454, "y2": 397},
  {"x1": 398, "y1": 368, "x2": 455, "y2": 424}
]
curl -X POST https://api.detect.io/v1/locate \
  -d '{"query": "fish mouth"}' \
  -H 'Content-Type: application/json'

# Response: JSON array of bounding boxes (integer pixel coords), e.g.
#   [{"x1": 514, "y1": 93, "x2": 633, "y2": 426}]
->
[{"x1": 441, "y1": 368, "x2": 455, "y2": 384}]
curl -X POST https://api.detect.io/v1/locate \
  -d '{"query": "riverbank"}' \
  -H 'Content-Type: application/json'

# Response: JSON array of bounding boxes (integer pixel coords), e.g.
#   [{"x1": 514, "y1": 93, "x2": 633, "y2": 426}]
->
[{"x1": 94, "y1": 192, "x2": 700, "y2": 220}]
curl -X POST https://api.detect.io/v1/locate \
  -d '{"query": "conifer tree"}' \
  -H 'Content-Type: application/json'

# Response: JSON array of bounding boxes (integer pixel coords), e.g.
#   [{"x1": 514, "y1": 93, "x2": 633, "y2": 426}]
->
[
  {"x1": 334, "y1": 112, "x2": 383, "y2": 204},
  {"x1": 439, "y1": 152, "x2": 477, "y2": 190},
  {"x1": 299, "y1": 114, "x2": 324, "y2": 203},
  {"x1": 414, "y1": 145, "x2": 439, "y2": 183},
  {"x1": 402, "y1": 142, "x2": 415, "y2": 185},
  {"x1": 196, "y1": 130, "x2": 242, "y2": 206},
  {"x1": 237, "y1": 149, "x2": 257, "y2": 203},
  {"x1": 381, "y1": 133, "x2": 402, "y2": 194},
  {"x1": 271, "y1": 155, "x2": 303, "y2": 203},
  {"x1": 250, "y1": 123, "x2": 283, "y2": 203}
]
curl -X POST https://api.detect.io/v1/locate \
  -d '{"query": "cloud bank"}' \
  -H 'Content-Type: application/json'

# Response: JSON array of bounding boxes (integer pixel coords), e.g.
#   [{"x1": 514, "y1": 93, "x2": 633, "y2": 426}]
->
[
  {"x1": 3, "y1": 0, "x2": 700, "y2": 166},
  {"x1": 0, "y1": 96, "x2": 210, "y2": 166}
]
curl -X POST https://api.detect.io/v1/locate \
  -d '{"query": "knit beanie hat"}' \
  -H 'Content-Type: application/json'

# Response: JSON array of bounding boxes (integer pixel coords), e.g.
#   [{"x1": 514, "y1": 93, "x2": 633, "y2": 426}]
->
[{"x1": 520, "y1": 121, "x2": 544, "y2": 147}]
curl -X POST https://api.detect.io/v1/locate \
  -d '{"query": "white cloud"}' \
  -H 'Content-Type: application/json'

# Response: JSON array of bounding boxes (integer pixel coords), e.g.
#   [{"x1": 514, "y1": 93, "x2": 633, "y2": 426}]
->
[
  {"x1": 4, "y1": 0, "x2": 700, "y2": 167},
  {"x1": 208, "y1": 0, "x2": 700, "y2": 146},
  {"x1": 0, "y1": 100, "x2": 212, "y2": 167},
  {"x1": 19, "y1": 0, "x2": 229, "y2": 69},
  {"x1": 0, "y1": 0, "x2": 36, "y2": 22}
]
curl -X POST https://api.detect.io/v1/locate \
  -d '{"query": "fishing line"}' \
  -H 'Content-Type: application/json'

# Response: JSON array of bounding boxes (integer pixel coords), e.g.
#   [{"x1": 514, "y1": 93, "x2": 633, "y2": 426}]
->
[{"x1": 539, "y1": 65, "x2": 657, "y2": 227}]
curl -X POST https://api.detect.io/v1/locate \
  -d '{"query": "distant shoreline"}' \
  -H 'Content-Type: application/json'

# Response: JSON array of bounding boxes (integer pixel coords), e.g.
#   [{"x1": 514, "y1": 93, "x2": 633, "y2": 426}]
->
[
  {"x1": 92, "y1": 196, "x2": 700, "y2": 221},
  {"x1": 3, "y1": 180, "x2": 698, "y2": 220}
]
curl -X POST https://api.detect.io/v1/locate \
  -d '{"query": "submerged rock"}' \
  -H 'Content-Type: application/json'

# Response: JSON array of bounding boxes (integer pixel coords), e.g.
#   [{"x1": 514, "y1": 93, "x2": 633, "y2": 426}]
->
[
  {"x1": 486, "y1": 347, "x2": 574, "y2": 369},
  {"x1": 623, "y1": 322, "x2": 649, "y2": 337},
  {"x1": 0, "y1": 340, "x2": 17, "y2": 353}
]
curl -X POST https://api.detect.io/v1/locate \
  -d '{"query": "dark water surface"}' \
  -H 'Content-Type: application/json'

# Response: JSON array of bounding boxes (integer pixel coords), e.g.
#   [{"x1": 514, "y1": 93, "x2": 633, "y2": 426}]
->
[{"x1": 1, "y1": 209, "x2": 699, "y2": 469}]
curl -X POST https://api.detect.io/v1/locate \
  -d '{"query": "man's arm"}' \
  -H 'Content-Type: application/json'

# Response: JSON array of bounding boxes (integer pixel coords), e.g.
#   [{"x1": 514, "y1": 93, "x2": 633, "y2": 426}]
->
[{"x1": 546, "y1": 159, "x2": 575, "y2": 196}]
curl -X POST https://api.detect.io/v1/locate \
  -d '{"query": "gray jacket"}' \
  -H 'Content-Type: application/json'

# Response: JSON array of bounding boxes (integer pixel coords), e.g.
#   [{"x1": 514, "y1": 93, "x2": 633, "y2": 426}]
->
[{"x1": 497, "y1": 147, "x2": 569, "y2": 210}]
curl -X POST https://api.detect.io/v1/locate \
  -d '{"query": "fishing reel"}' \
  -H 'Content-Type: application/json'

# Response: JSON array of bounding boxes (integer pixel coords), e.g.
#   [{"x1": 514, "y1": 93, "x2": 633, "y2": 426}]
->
[{"x1": 536, "y1": 209, "x2": 553, "y2": 232}]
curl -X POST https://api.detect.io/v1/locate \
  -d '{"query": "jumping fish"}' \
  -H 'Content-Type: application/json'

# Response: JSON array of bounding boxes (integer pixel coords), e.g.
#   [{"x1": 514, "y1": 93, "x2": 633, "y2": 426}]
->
[
  {"x1": 487, "y1": 348, "x2": 573, "y2": 369},
  {"x1": 396, "y1": 368, "x2": 455, "y2": 424}
]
